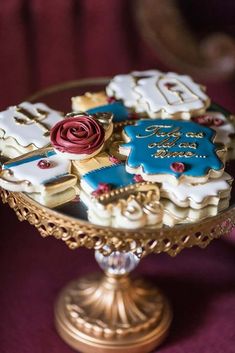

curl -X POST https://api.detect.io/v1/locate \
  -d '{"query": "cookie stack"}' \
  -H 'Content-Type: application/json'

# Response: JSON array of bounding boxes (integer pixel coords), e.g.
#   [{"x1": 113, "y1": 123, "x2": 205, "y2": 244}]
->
[{"x1": 0, "y1": 70, "x2": 233, "y2": 228}]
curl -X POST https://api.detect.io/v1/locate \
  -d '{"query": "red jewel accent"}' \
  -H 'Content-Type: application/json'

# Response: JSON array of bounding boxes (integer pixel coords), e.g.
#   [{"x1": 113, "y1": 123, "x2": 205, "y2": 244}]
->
[
  {"x1": 192, "y1": 115, "x2": 213, "y2": 126},
  {"x1": 164, "y1": 82, "x2": 176, "y2": 90},
  {"x1": 133, "y1": 174, "x2": 144, "y2": 182},
  {"x1": 109, "y1": 155, "x2": 121, "y2": 164},
  {"x1": 91, "y1": 183, "x2": 111, "y2": 197},
  {"x1": 128, "y1": 112, "x2": 139, "y2": 120},
  {"x1": 213, "y1": 118, "x2": 224, "y2": 126},
  {"x1": 170, "y1": 162, "x2": 185, "y2": 173},
  {"x1": 107, "y1": 96, "x2": 116, "y2": 104},
  {"x1": 72, "y1": 195, "x2": 80, "y2": 203},
  {"x1": 37, "y1": 159, "x2": 51, "y2": 169},
  {"x1": 193, "y1": 115, "x2": 225, "y2": 127}
]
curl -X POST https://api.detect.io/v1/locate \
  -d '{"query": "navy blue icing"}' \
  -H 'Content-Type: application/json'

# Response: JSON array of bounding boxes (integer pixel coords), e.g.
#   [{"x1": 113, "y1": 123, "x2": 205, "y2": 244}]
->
[
  {"x1": 87, "y1": 102, "x2": 129, "y2": 122},
  {"x1": 82, "y1": 163, "x2": 135, "y2": 190},
  {"x1": 3, "y1": 150, "x2": 56, "y2": 169},
  {"x1": 122, "y1": 119, "x2": 223, "y2": 178}
]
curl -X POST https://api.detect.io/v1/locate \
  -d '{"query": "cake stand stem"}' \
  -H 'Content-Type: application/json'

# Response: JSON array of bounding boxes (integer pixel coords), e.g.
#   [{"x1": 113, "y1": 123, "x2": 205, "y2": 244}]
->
[{"x1": 55, "y1": 251, "x2": 172, "y2": 353}]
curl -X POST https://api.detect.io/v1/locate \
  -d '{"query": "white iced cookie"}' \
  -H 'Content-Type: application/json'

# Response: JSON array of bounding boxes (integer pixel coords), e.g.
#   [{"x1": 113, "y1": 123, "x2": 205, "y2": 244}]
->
[
  {"x1": 50, "y1": 113, "x2": 113, "y2": 161},
  {"x1": 0, "y1": 148, "x2": 77, "y2": 208},
  {"x1": 192, "y1": 111, "x2": 235, "y2": 158},
  {"x1": 161, "y1": 172, "x2": 233, "y2": 209},
  {"x1": 162, "y1": 198, "x2": 229, "y2": 227},
  {"x1": 135, "y1": 72, "x2": 210, "y2": 119},
  {"x1": 80, "y1": 190, "x2": 163, "y2": 229},
  {"x1": 106, "y1": 70, "x2": 161, "y2": 113},
  {"x1": 0, "y1": 102, "x2": 63, "y2": 158},
  {"x1": 71, "y1": 91, "x2": 108, "y2": 111}
]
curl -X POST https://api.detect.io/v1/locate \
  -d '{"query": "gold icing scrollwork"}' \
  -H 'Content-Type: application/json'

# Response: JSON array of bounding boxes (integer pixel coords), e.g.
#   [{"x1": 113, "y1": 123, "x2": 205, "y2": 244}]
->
[{"x1": 1, "y1": 188, "x2": 234, "y2": 258}]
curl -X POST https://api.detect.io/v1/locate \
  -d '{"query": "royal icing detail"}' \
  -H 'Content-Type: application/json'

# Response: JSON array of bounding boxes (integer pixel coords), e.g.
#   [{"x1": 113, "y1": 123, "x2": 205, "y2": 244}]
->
[
  {"x1": 37, "y1": 159, "x2": 51, "y2": 169},
  {"x1": 82, "y1": 163, "x2": 135, "y2": 194},
  {"x1": 87, "y1": 102, "x2": 129, "y2": 122},
  {"x1": 81, "y1": 186, "x2": 163, "y2": 229},
  {"x1": 72, "y1": 91, "x2": 108, "y2": 111},
  {"x1": 170, "y1": 162, "x2": 185, "y2": 173},
  {"x1": 121, "y1": 119, "x2": 224, "y2": 180},
  {"x1": 106, "y1": 70, "x2": 161, "y2": 112},
  {"x1": 91, "y1": 183, "x2": 112, "y2": 197},
  {"x1": 50, "y1": 115, "x2": 105, "y2": 159},
  {"x1": 109, "y1": 155, "x2": 121, "y2": 164},
  {"x1": 161, "y1": 172, "x2": 232, "y2": 205},
  {"x1": 133, "y1": 174, "x2": 144, "y2": 182},
  {"x1": 3, "y1": 150, "x2": 71, "y2": 185},
  {"x1": 192, "y1": 111, "x2": 235, "y2": 146},
  {"x1": 106, "y1": 70, "x2": 210, "y2": 119},
  {"x1": 135, "y1": 73, "x2": 209, "y2": 118},
  {"x1": 0, "y1": 102, "x2": 63, "y2": 148}
]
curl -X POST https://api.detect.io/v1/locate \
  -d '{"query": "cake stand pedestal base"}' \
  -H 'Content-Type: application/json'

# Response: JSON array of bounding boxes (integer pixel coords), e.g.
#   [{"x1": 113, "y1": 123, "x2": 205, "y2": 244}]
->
[{"x1": 55, "y1": 273, "x2": 172, "y2": 353}]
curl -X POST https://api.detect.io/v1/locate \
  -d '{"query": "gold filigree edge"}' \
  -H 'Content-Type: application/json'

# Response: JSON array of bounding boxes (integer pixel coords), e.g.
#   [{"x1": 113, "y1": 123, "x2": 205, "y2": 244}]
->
[{"x1": 1, "y1": 188, "x2": 234, "y2": 257}]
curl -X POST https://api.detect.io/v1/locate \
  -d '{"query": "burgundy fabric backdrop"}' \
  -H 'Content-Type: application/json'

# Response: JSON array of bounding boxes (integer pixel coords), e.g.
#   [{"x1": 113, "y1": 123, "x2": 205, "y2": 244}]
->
[{"x1": 0, "y1": 1, "x2": 235, "y2": 353}]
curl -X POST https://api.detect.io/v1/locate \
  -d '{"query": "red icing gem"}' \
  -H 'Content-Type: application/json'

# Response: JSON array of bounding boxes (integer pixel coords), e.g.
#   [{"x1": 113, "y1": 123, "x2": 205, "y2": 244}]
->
[
  {"x1": 72, "y1": 195, "x2": 80, "y2": 203},
  {"x1": 37, "y1": 159, "x2": 51, "y2": 169},
  {"x1": 107, "y1": 96, "x2": 116, "y2": 104},
  {"x1": 193, "y1": 115, "x2": 225, "y2": 127},
  {"x1": 109, "y1": 155, "x2": 121, "y2": 164},
  {"x1": 170, "y1": 162, "x2": 185, "y2": 173},
  {"x1": 192, "y1": 115, "x2": 213, "y2": 126},
  {"x1": 133, "y1": 174, "x2": 144, "y2": 183},
  {"x1": 164, "y1": 82, "x2": 176, "y2": 90},
  {"x1": 213, "y1": 117, "x2": 224, "y2": 126},
  {"x1": 91, "y1": 183, "x2": 111, "y2": 197},
  {"x1": 128, "y1": 112, "x2": 139, "y2": 120}
]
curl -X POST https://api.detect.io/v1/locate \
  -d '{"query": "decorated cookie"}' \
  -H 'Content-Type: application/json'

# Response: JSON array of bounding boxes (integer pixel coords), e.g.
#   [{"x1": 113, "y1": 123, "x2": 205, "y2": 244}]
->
[
  {"x1": 80, "y1": 187, "x2": 163, "y2": 229},
  {"x1": 0, "y1": 102, "x2": 63, "y2": 158},
  {"x1": 50, "y1": 112, "x2": 113, "y2": 160},
  {"x1": 135, "y1": 72, "x2": 210, "y2": 119},
  {"x1": 161, "y1": 172, "x2": 233, "y2": 209},
  {"x1": 192, "y1": 104, "x2": 235, "y2": 159},
  {"x1": 0, "y1": 148, "x2": 77, "y2": 208},
  {"x1": 120, "y1": 119, "x2": 226, "y2": 184},
  {"x1": 72, "y1": 151, "x2": 137, "y2": 196},
  {"x1": 106, "y1": 70, "x2": 161, "y2": 112},
  {"x1": 71, "y1": 91, "x2": 108, "y2": 111},
  {"x1": 74, "y1": 148, "x2": 163, "y2": 229},
  {"x1": 106, "y1": 70, "x2": 210, "y2": 119},
  {"x1": 162, "y1": 198, "x2": 229, "y2": 227}
]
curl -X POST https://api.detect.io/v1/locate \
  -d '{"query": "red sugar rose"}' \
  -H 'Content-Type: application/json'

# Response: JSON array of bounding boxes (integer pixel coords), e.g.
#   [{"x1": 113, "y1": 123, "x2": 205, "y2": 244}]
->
[{"x1": 50, "y1": 115, "x2": 105, "y2": 155}]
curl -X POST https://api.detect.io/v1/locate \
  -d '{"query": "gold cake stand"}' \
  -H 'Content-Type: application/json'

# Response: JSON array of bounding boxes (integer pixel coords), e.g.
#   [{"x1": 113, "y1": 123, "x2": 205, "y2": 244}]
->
[{"x1": 1, "y1": 79, "x2": 235, "y2": 353}]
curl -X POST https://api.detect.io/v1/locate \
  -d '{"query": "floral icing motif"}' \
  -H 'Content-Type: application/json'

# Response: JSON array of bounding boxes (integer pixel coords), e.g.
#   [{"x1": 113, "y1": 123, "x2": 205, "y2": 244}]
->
[
  {"x1": 121, "y1": 119, "x2": 224, "y2": 179},
  {"x1": 82, "y1": 163, "x2": 135, "y2": 193},
  {"x1": 50, "y1": 115, "x2": 105, "y2": 156},
  {"x1": 107, "y1": 96, "x2": 117, "y2": 104},
  {"x1": 170, "y1": 162, "x2": 185, "y2": 173},
  {"x1": 109, "y1": 155, "x2": 121, "y2": 164},
  {"x1": 133, "y1": 174, "x2": 144, "y2": 182},
  {"x1": 192, "y1": 115, "x2": 224, "y2": 127},
  {"x1": 91, "y1": 183, "x2": 112, "y2": 197},
  {"x1": 192, "y1": 109, "x2": 235, "y2": 147}
]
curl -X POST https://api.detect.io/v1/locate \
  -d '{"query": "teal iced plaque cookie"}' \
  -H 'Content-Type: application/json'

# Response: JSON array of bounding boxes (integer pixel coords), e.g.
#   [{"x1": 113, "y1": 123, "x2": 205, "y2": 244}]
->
[{"x1": 121, "y1": 119, "x2": 225, "y2": 184}]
